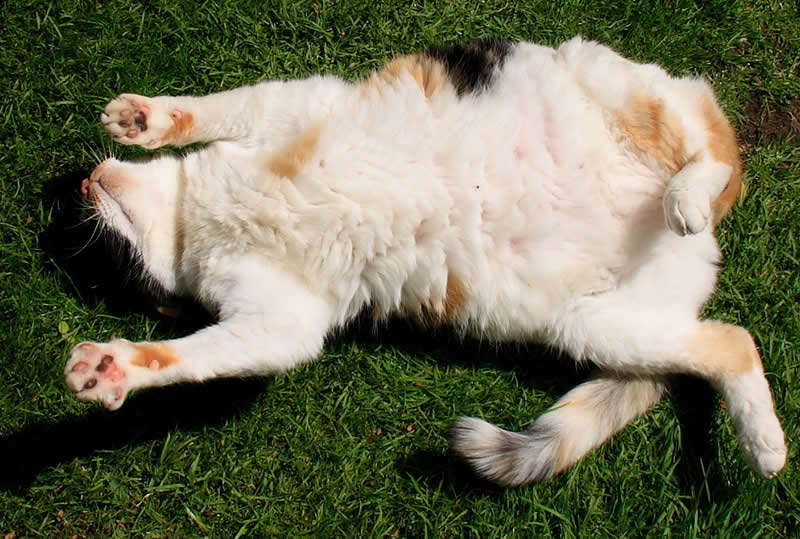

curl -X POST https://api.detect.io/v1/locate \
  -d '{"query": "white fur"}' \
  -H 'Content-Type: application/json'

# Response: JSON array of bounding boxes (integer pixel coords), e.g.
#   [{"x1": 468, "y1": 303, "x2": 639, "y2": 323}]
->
[
  {"x1": 66, "y1": 37, "x2": 787, "y2": 484},
  {"x1": 717, "y1": 367, "x2": 788, "y2": 478}
]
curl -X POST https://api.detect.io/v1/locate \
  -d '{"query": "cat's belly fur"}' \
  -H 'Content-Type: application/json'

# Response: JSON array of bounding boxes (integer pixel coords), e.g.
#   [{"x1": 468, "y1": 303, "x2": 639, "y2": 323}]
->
[
  {"x1": 182, "y1": 43, "x2": 696, "y2": 338},
  {"x1": 359, "y1": 45, "x2": 668, "y2": 337}
]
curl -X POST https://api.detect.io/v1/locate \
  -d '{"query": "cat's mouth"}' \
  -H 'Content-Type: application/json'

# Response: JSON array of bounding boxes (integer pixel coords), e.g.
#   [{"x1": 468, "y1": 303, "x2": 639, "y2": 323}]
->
[{"x1": 84, "y1": 179, "x2": 134, "y2": 225}]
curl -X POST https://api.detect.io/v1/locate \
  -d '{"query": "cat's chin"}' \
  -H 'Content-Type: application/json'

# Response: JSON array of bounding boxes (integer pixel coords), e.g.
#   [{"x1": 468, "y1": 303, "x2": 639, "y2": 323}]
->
[{"x1": 93, "y1": 181, "x2": 134, "y2": 225}]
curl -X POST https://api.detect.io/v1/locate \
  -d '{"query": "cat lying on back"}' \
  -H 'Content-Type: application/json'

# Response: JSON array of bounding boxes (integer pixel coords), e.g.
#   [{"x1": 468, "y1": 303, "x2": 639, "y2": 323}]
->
[{"x1": 66, "y1": 37, "x2": 787, "y2": 486}]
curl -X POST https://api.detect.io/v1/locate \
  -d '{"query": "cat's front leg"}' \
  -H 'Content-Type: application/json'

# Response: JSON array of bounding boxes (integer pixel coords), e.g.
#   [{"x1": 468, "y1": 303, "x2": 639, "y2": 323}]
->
[
  {"x1": 65, "y1": 264, "x2": 333, "y2": 410},
  {"x1": 102, "y1": 77, "x2": 352, "y2": 150},
  {"x1": 65, "y1": 339, "x2": 176, "y2": 410},
  {"x1": 102, "y1": 94, "x2": 191, "y2": 149},
  {"x1": 66, "y1": 310, "x2": 331, "y2": 410}
]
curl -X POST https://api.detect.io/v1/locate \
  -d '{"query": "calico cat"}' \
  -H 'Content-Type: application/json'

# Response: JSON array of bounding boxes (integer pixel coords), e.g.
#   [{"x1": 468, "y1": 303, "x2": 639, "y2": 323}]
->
[{"x1": 65, "y1": 37, "x2": 787, "y2": 486}]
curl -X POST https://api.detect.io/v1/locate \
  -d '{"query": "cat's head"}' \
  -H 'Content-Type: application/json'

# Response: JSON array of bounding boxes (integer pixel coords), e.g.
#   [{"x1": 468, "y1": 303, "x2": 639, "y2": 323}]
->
[{"x1": 81, "y1": 156, "x2": 182, "y2": 300}]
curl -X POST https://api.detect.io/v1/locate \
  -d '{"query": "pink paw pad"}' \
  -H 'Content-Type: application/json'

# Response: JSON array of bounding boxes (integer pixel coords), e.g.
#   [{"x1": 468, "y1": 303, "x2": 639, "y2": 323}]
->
[
  {"x1": 95, "y1": 355, "x2": 124, "y2": 381},
  {"x1": 71, "y1": 361, "x2": 89, "y2": 372},
  {"x1": 65, "y1": 342, "x2": 130, "y2": 410}
]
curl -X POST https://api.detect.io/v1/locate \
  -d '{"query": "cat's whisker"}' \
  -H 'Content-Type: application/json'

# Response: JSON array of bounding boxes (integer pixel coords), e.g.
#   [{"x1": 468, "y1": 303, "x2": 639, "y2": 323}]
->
[
  {"x1": 74, "y1": 208, "x2": 101, "y2": 227},
  {"x1": 64, "y1": 213, "x2": 99, "y2": 231},
  {"x1": 77, "y1": 135, "x2": 103, "y2": 166},
  {"x1": 69, "y1": 217, "x2": 104, "y2": 258}
]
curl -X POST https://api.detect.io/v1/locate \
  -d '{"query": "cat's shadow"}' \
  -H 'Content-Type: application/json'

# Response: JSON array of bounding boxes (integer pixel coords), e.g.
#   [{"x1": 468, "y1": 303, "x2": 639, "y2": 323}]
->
[
  {"x1": 346, "y1": 322, "x2": 727, "y2": 502},
  {"x1": 7, "y1": 170, "x2": 724, "y2": 501}
]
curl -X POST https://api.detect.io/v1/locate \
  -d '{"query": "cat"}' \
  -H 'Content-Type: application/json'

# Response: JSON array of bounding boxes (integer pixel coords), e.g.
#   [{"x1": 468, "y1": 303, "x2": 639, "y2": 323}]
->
[{"x1": 65, "y1": 37, "x2": 787, "y2": 486}]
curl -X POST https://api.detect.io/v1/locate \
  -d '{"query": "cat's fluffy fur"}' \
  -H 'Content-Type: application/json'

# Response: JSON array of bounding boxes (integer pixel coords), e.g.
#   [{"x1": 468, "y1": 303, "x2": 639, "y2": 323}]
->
[{"x1": 66, "y1": 37, "x2": 787, "y2": 486}]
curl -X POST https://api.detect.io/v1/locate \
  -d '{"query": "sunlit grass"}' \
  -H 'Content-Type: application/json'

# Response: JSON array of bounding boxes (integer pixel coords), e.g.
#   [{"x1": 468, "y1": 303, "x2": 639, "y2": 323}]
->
[{"x1": 0, "y1": 0, "x2": 798, "y2": 535}]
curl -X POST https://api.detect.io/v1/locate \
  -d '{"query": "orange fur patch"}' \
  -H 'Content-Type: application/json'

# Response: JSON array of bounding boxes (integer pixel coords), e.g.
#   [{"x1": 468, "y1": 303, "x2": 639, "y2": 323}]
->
[
  {"x1": 163, "y1": 110, "x2": 195, "y2": 146},
  {"x1": 443, "y1": 272, "x2": 467, "y2": 319},
  {"x1": 362, "y1": 54, "x2": 451, "y2": 98},
  {"x1": 688, "y1": 322, "x2": 760, "y2": 379},
  {"x1": 411, "y1": 272, "x2": 469, "y2": 326},
  {"x1": 616, "y1": 94, "x2": 687, "y2": 173},
  {"x1": 267, "y1": 125, "x2": 323, "y2": 179},
  {"x1": 130, "y1": 343, "x2": 178, "y2": 371},
  {"x1": 702, "y1": 96, "x2": 743, "y2": 224}
]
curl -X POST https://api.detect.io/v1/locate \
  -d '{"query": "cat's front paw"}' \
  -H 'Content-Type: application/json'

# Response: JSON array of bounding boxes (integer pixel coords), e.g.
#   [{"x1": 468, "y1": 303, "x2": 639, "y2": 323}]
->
[
  {"x1": 101, "y1": 94, "x2": 178, "y2": 149},
  {"x1": 65, "y1": 341, "x2": 138, "y2": 410},
  {"x1": 663, "y1": 185, "x2": 710, "y2": 236}
]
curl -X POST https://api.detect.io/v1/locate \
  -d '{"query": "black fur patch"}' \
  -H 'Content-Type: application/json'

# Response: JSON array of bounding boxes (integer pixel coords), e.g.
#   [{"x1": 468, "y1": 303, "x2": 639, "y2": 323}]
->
[
  {"x1": 97, "y1": 226, "x2": 179, "y2": 306},
  {"x1": 40, "y1": 172, "x2": 182, "y2": 317},
  {"x1": 425, "y1": 39, "x2": 513, "y2": 97}
]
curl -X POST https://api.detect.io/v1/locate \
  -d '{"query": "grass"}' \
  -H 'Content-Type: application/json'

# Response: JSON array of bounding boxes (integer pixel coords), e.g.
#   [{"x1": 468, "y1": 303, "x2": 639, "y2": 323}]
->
[{"x1": 0, "y1": 0, "x2": 798, "y2": 536}]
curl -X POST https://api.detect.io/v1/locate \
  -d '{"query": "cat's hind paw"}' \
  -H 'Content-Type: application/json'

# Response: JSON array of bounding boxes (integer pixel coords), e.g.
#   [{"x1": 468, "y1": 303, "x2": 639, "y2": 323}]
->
[
  {"x1": 101, "y1": 94, "x2": 176, "y2": 149},
  {"x1": 65, "y1": 341, "x2": 135, "y2": 410},
  {"x1": 745, "y1": 434, "x2": 788, "y2": 480},
  {"x1": 662, "y1": 160, "x2": 734, "y2": 236},
  {"x1": 663, "y1": 184, "x2": 711, "y2": 236},
  {"x1": 732, "y1": 391, "x2": 788, "y2": 479}
]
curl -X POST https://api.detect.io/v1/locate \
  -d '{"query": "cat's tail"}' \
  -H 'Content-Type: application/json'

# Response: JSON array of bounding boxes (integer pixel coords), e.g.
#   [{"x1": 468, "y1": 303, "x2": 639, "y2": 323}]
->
[{"x1": 449, "y1": 374, "x2": 667, "y2": 486}]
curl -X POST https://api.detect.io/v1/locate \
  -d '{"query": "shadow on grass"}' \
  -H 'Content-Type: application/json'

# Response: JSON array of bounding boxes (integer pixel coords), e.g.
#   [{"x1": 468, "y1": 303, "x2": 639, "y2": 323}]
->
[
  {"x1": 670, "y1": 376, "x2": 736, "y2": 504},
  {"x1": 0, "y1": 378, "x2": 268, "y2": 494},
  {"x1": 30, "y1": 170, "x2": 730, "y2": 501},
  {"x1": 38, "y1": 168, "x2": 152, "y2": 314},
  {"x1": 399, "y1": 449, "x2": 505, "y2": 497},
  {"x1": 345, "y1": 317, "x2": 587, "y2": 396},
  {"x1": 346, "y1": 320, "x2": 585, "y2": 496}
]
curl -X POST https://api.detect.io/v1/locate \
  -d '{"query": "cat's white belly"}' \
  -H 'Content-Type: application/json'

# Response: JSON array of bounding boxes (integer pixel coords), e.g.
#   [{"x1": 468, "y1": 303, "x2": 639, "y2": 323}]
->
[
  {"x1": 182, "y1": 42, "x2": 673, "y2": 337},
  {"x1": 409, "y1": 78, "x2": 646, "y2": 336}
]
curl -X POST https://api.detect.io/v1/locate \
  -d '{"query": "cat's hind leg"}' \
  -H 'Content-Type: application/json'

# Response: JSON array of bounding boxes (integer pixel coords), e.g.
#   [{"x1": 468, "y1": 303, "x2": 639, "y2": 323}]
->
[
  {"x1": 657, "y1": 92, "x2": 742, "y2": 235},
  {"x1": 557, "y1": 37, "x2": 743, "y2": 233},
  {"x1": 687, "y1": 321, "x2": 787, "y2": 477},
  {"x1": 453, "y1": 308, "x2": 786, "y2": 484},
  {"x1": 549, "y1": 291, "x2": 787, "y2": 479},
  {"x1": 612, "y1": 82, "x2": 743, "y2": 236},
  {"x1": 453, "y1": 242, "x2": 786, "y2": 484}
]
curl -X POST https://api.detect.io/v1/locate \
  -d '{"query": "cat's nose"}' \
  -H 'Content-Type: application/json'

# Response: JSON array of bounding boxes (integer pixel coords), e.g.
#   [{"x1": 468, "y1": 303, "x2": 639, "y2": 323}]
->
[
  {"x1": 80, "y1": 175, "x2": 101, "y2": 197},
  {"x1": 82, "y1": 160, "x2": 111, "y2": 197}
]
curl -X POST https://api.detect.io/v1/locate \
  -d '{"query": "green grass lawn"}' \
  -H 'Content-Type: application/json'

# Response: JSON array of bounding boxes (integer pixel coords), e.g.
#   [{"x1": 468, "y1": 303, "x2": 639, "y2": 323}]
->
[{"x1": 1, "y1": 0, "x2": 798, "y2": 536}]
